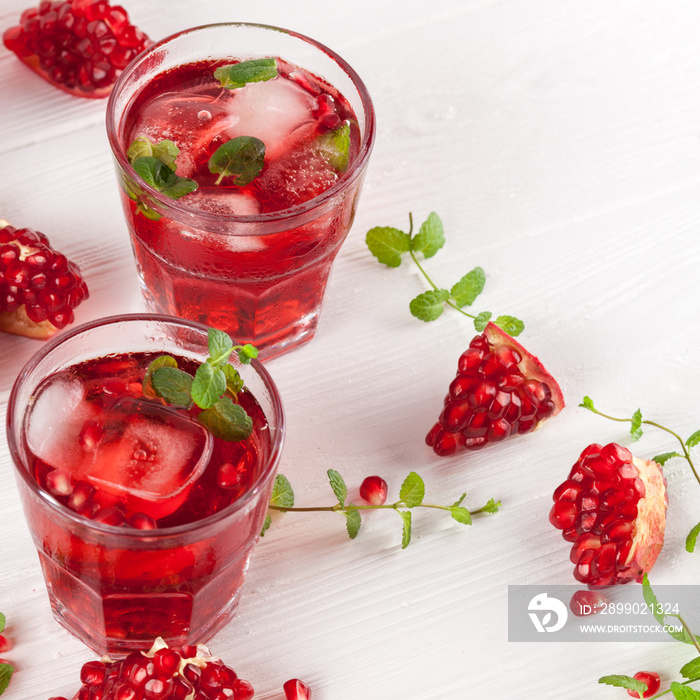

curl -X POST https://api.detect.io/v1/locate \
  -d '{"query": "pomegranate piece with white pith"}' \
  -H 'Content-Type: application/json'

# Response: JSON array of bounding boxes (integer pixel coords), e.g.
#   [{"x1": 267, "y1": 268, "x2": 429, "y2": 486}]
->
[
  {"x1": 0, "y1": 220, "x2": 88, "y2": 338},
  {"x1": 425, "y1": 322, "x2": 564, "y2": 456},
  {"x1": 3, "y1": 0, "x2": 149, "y2": 98},
  {"x1": 549, "y1": 443, "x2": 667, "y2": 586},
  {"x1": 50, "y1": 637, "x2": 254, "y2": 700}
]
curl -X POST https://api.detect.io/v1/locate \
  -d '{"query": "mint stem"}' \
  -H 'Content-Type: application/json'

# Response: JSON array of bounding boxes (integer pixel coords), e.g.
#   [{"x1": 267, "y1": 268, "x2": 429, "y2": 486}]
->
[
  {"x1": 268, "y1": 499, "x2": 496, "y2": 516},
  {"x1": 406, "y1": 213, "x2": 480, "y2": 323},
  {"x1": 581, "y1": 402, "x2": 700, "y2": 487}
]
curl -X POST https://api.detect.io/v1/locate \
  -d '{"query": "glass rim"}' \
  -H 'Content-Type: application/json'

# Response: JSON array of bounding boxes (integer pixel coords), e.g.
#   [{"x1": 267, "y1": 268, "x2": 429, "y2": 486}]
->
[
  {"x1": 105, "y1": 21, "x2": 376, "y2": 228},
  {"x1": 6, "y1": 312, "x2": 286, "y2": 540}
]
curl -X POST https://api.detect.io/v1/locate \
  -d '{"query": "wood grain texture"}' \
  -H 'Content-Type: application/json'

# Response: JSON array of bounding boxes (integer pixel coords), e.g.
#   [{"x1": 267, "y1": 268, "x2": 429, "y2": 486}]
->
[{"x1": 1, "y1": 0, "x2": 700, "y2": 697}]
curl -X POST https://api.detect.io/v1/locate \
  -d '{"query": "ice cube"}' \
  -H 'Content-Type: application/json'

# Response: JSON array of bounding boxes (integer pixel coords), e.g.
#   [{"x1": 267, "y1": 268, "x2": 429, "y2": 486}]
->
[
  {"x1": 225, "y1": 78, "x2": 317, "y2": 159},
  {"x1": 186, "y1": 186, "x2": 261, "y2": 217},
  {"x1": 87, "y1": 397, "x2": 213, "y2": 520},
  {"x1": 25, "y1": 372, "x2": 98, "y2": 478}
]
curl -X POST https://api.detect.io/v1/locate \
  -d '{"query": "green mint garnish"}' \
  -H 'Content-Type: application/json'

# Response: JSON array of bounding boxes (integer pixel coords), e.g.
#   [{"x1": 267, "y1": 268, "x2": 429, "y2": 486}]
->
[
  {"x1": 133, "y1": 157, "x2": 199, "y2": 200},
  {"x1": 261, "y1": 469, "x2": 500, "y2": 548},
  {"x1": 316, "y1": 122, "x2": 351, "y2": 172},
  {"x1": 580, "y1": 395, "x2": 700, "y2": 548},
  {"x1": 366, "y1": 212, "x2": 524, "y2": 336},
  {"x1": 0, "y1": 663, "x2": 14, "y2": 696},
  {"x1": 598, "y1": 675, "x2": 649, "y2": 695},
  {"x1": 209, "y1": 136, "x2": 266, "y2": 186},
  {"x1": 145, "y1": 328, "x2": 256, "y2": 442},
  {"x1": 127, "y1": 137, "x2": 179, "y2": 172},
  {"x1": 214, "y1": 57, "x2": 278, "y2": 89}
]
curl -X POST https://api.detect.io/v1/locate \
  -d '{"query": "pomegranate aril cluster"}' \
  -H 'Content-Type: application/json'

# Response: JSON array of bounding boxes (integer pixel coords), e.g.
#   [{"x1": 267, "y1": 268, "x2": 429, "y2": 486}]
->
[
  {"x1": 49, "y1": 640, "x2": 255, "y2": 700},
  {"x1": 549, "y1": 443, "x2": 667, "y2": 586},
  {"x1": 0, "y1": 222, "x2": 88, "y2": 334},
  {"x1": 426, "y1": 328, "x2": 559, "y2": 456},
  {"x1": 3, "y1": 0, "x2": 149, "y2": 97}
]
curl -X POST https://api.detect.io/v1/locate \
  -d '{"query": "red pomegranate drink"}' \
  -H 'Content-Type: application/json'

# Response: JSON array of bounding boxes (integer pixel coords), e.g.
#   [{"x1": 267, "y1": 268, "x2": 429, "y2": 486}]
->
[
  {"x1": 7, "y1": 315, "x2": 284, "y2": 655},
  {"x1": 107, "y1": 23, "x2": 375, "y2": 359}
]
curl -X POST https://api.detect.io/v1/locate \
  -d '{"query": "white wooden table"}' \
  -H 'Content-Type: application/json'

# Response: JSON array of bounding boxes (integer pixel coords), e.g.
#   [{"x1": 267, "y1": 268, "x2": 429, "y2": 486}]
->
[{"x1": 2, "y1": 1, "x2": 700, "y2": 698}]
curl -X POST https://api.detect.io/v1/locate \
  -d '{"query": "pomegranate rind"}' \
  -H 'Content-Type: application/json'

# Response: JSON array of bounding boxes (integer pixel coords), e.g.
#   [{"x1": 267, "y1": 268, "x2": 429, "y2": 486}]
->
[
  {"x1": 483, "y1": 322, "x2": 565, "y2": 420},
  {"x1": 627, "y1": 456, "x2": 667, "y2": 579}
]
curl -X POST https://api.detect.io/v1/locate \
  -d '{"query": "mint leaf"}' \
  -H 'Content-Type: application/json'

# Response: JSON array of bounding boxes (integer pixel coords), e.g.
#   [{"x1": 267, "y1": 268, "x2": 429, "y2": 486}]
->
[
  {"x1": 411, "y1": 212, "x2": 445, "y2": 259},
  {"x1": 450, "y1": 506, "x2": 472, "y2": 525},
  {"x1": 450, "y1": 267, "x2": 485, "y2": 307},
  {"x1": 133, "y1": 157, "x2": 198, "y2": 199},
  {"x1": 327, "y1": 469, "x2": 347, "y2": 506},
  {"x1": 671, "y1": 682, "x2": 700, "y2": 700},
  {"x1": 128, "y1": 137, "x2": 179, "y2": 171},
  {"x1": 687, "y1": 521, "x2": 700, "y2": 553},
  {"x1": 316, "y1": 122, "x2": 351, "y2": 172},
  {"x1": 681, "y1": 657, "x2": 700, "y2": 680},
  {"x1": 208, "y1": 328, "x2": 234, "y2": 366},
  {"x1": 0, "y1": 614, "x2": 4, "y2": 634},
  {"x1": 270, "y1": 474, "x2": 294, "y2": 508},
  {"x1": 452, "y1": 492, "x2": 467, "y2": 508},
  {"x1": 399, "y1": 472, "x2": 425, "y2": 508},
  {"x1": 482, "y1": 498, "x2": 501, "y2": 514},
  {"x1": 151, "y1": 366, "x2": 194, "y2": 407},
  {"x1": 191, "y1": 362, "x2": 226, "y2": 409},
  {"x1": 400, "y1": 510, "x2": 412, "y2": 548},
  {"x1": 198, "y1": 396, "x2": 253, "y2": 441},
  {"x1": 214, "y1": 57, "x2": 278, "y2": 89},
  {"x1": 580, "y1": 395, "x2": 596, "y2": 410},
  {"x1": 654, "y1": 451, "x2": 681, "y2": 466},
  {"x1": 209, "y1": 136, "x2": 265, "y2": 186},
  {"x1": 494, "y1": 315, "x2": 524, "y2": 337},
  {"x1": 260, "y1": 514, "x2": 272, "y2": 536},
  {"x1": 409, "y1": 289, "x2": 450, "y2": 321},
  {"x1": 630, "y1": 408, "x2": 643, "y2": 441},
  {"x1": 687, "y1": 430, "x2": 700, "y2": 449},
  {"x1": 345, "y1": 509, "x2": 362, "y2": 539},
  {"x1": 142, "y1": 355, "x2": 179, "y2": 399},
  {"x1": 236, "y1": 344, "x2": 259, "y2": 364},
  {"x1": 0, "y1": 664, "x2": 13, "y2": 696},
  {"x1": 222, "y1": 363, "x2": 244, "y2": 397},
  {"x1": 366, "y1": 226, "x2": 411, "y2": 267},
  {"x1": 474, "y1": 311, "x2": 492, "y2": 332},
  {"x1": 598, "y1": 675, "x2": 647, "y2": 694}
]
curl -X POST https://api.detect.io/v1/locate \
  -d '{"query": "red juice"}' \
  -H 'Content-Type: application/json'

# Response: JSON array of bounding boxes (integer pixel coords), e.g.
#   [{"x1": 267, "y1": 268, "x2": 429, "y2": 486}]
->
[
  {"x1": 107, "y1": 24, "x2": 375, "y2": 358},
  {"x1": 15, "y1": 345, "x2": 276, "y2": 655}
]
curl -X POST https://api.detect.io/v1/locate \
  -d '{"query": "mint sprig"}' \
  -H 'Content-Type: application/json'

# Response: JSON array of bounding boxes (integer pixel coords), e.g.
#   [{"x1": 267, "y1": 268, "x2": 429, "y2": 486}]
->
[
  {"x1": 261, "y1": 469, "x2": 500, "y2": 548},
  {"x1": 580, "y1": 395, "x2": 700, "y2": 549},
  {"x1": 124, "y1": 137, "x2": 198, "y2": 219},
  {"x1": 366, "y1": 212, "x2": 524, "y2": 336},
  {"x1": 143, "y1": 328, "x2": 257, "y2": 442},
  {"x1": 600, "y1": 576, "x2": 700, "y2": 699},
  {"x1": 0, "y1": 613, "x2": 13, "y2": 696},
  {"x1": 209, "y1": 136, "x2": 266, "y2": 186},
  {"x1": 214, "y1": 58, "x2": 278, "y2": 89}
]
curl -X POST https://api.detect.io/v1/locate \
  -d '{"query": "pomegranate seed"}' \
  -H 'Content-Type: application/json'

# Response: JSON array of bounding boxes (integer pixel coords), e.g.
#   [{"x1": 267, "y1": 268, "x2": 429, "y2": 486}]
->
[
  {"x1": 81, "y1": 660, "x2": 107, "y2": 686},
  {"x1": 126, "y1": 512, "x2": 157, "y2": 530},
  {"x1": 628, "y1": 671, "x2": 661, "y2": 699},
  {"x1": 217, "y1": 462, "x2": 242, "y2": 489},
  {"x1": 45, "y1": 468, "x2": 72, "y2": 496},
  {"x1": 283, "y1": 678, "x2": 311, "y2": 700},
  {"x1": 0, "y1": 635, "x2": 12, "y2": 653},
  {"x1": 233, "y1": 679, "x2": 255, "y2": 700},
  {"x1": 152, "y1": 647, "x2": 180, "y2": 677},
  {"x1": 359, "y1": 476, "x2": 388, "y2": 505},
  {"x1": 93, "y1": 505, "x2": 126, "y2": 526},
  {"x1": 569, "y1": 589, "x2": 609, "y2": 617},
  {"x1": 79, "y1": 420, "x2": 104, "y2": 449}
]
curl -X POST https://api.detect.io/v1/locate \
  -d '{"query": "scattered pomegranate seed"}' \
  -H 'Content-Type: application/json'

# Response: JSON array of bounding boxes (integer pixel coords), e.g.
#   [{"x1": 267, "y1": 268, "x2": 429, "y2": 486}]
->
[
  {"x1": 628, "y1": 671, "x2": 661, "y2": 698},
  {"x1": 0, "y1": 220, "x2": 88, "y2": 338},
  {"x1": 2, "y1": 0, "x2": 150, "y2": 98},
  {"x1": 426, "y1": 322, "x2": 564, "y2": 456},
  {"x1": 284, "y1": 678, "x2": 312, "y2": 700},
  {"x1": 359, "y1": 475, "x2": 388, "y2": 505},
  {"x1": 550, "y1": 443, "x2": 667, "y2": 586},
  {"x1": 569, "y1": 589, "x2": 609, "y2": 617},
  {"x1": 0, "y1": 635, "x2": 11, "y2": 654}
]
